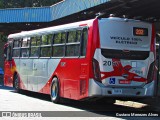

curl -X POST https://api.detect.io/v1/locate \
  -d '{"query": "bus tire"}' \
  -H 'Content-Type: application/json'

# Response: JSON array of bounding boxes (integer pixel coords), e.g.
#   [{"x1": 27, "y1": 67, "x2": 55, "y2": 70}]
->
[
  {"x1": 50, "y1": 77, "x2": 61, "y2": 103},
  {"x1": 14, "y1": 74, "x2": 20, "y2": 92}
]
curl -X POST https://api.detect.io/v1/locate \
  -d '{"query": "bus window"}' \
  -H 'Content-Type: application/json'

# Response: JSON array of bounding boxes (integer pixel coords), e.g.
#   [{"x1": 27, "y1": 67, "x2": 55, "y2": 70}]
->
[
  {"x1": 41, "y1": 34, "x2": 53, "y2": 57},
  {"x1": 13, "y1": 39, "x2": 20, "y2": 58},
  {"x1": 54, "y1": 33, "x2": 62, "y2": 44},
  {"x1": 42, "y1": 34, "x2": 53, "y2": 45},
  {"x1": 13, "y1": 49, "x2": 20, "y2": 57},
  {"x1": 27, "y1": 39, "x2": 30, "y2": 47},
  {"x1": 77, "y1": 30, "x2": 81, "y2": 42},
  {"x1": 31, "y1": 36, "x2": 41, "y2": 46},
  {"x1": 61, "y1": 32, "x2": 66, "y2": 43},
  {"x1": 22, "y1": 37, "x2": 30, "y2": 46},
  {"x1": 21, "y1": 48, "x2": 29, "y2": 57},
  {"x1": 68, "y1": 30, "x2": 81, "y2": 43},
  {"x1": 42, "y1": 35, "x2": 48, "y2": 45},
  {"x1": 52, "y1": 32, "x2": 65, "y2": 57},
  {"x1": 41, "y1": 47, "x2": 52, "y2": 57},
  {"x1": 48, "y1": 34, "x2": 53, "y2": 44},
  {"x1": 53, "y1": 46, "x2": 65, "y2": 57},
  {"x1": 37, "y1": 36, "x2": 41, "y2": 46},
  {"x1": 65, "y1": 30, "x2": 81, "y2": 57},
  {"x1": 22, "y1": 39, "x2": 27, "y2": 47},
  {"x1": 68, "y1": 31, "x2": 76, "y2": 43},
  {"x1": 21, "y1": 37, "x2": 30, "y2": 58},
  {"x1": 81, "y1": 28, "x2": 88, "y2": 56},
  {"x1": 31, "y1": 37, "x2": 37, "y2": 46},
  {"x1": 66, "y1": 44, "x2": 79, "y2": 56},
  {"x1": 30, "y1": 47, "x2": 39, "y2": 57},
  {"x1": 30, "y1": 36, "x2": 41, "y2": 57},
  {"x1": 53, "y1": 32, "x2": 66, "y2": 44},
  {"x1": 13, "y1": 40, "x2": 19, "y2": 47}
]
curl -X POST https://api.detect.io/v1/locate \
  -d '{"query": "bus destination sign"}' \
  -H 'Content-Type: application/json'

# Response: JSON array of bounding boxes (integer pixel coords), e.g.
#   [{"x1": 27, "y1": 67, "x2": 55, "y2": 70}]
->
[{"x1": 133, "y1": 27, "x2": 148, "y2": 36}]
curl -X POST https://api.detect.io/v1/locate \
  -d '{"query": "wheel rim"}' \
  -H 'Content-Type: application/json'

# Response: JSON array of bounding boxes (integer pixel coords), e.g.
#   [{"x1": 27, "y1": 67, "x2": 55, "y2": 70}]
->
[{"x1": 51, "y1": 82, "x2": 57, "y2": 99}]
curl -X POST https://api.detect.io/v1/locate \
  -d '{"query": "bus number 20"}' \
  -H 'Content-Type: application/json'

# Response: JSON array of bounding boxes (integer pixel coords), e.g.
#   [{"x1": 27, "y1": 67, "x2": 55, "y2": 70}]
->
[{"x1": 103, "y1": 61, "x2": 112, "y2": 66}]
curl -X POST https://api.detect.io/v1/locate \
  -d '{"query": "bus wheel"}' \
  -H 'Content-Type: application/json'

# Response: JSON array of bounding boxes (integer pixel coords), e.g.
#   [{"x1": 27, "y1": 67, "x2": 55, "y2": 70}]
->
[
  {"x1": 51, "y1": 77, "x2": 61, "y2": 103},
  {"x1": 14, "y1": 74, "x2": 20, "y2": 92}
]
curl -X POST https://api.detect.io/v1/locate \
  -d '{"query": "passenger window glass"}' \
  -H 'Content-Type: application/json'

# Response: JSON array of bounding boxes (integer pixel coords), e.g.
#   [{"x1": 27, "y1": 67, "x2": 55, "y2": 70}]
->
[
  {"x1": 61, "y1": 32, "x2": 66, "y2": 43},
  {"x1": 14, "y1": 40, "x2": 20, "y2": 47},
  {"x1": 22, "y1": 40, "x2": 27, "y2": 47},
  {"x1": 13, "y1": 49, "x2": 20, "y2": 57},
  {"x1": 77, "y1": 30, "x2": 81, "y2": 42},
  {"x1": 66, "y1": 45, "x2": 79, "y2": 56},
  {"x1": 41, "y1": 47, "x2": 52, "y2": 57},
  {"x1": 53, "y1": 46, "x2": 64, "y2": 57},
  {"x1": 21, "y1": 48, "x2": 29, "y2": 57},
  {"x1": 27, "y1": 39, "x2": 30, "y2": 47},
  {"x1": 42, "y1": 35, "x2": 48, "y2": 45},
  {"x1": 37, "y1": 36, "x2": 41, "y2": 46},
  {"x1": 31, "y1": 37, "x2": 37, "y2": 46},
  {"x1": 31, "y1": 36, "x2": 41, "y2": 46},
  {"x1": 65, "y1": 30, "x2": 82, "y2": 57},
  {"x1": 48, "y1": 34, "x2": 53, "y2": 44},
  {"x1": 22, "y1": 37, "x2": 30, "y2": 47},
  {"x1": 30, "y1": 47, "x2": 39, "y2": 57},
  {"x1": 42, "y1": 34, "x2": 53, "y2": 45},
  {"x1": 54, "y1": 33, "x2": 62, "y2": 44},
  {"x1": 81, "y1": 28, "x2": 88, "y2": 56},
  {"x1": 68, "y1": 31, "x2": 76, "y2": 43}
]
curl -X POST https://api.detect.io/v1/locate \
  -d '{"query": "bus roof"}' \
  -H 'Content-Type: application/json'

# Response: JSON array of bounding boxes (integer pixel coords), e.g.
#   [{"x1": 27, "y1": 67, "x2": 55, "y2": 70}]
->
[
  {"x1": 8, "y1": 17, "x2": 149, "y2": 40},
  {"x1": 8, "y1": 19, "x2": 94, "y2": 39}
]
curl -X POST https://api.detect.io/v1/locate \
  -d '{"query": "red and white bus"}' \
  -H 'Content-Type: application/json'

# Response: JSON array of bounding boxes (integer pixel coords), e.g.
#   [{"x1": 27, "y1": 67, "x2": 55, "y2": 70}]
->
[{"x1": 4, "y1": 17, "x2": 157, "y2": 103}]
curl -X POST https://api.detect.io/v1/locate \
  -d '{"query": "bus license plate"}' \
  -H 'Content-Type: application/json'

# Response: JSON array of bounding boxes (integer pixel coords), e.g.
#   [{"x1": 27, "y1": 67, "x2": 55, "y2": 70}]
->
[{"x1": 112, "y1": 89, "x2": 122, "y2": 94}]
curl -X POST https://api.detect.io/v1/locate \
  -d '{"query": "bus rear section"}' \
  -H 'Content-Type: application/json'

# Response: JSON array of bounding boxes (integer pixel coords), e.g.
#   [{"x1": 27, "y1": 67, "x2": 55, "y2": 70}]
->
[{"x1": 89, "y1": 18, "x2": 156, "y2": 98}]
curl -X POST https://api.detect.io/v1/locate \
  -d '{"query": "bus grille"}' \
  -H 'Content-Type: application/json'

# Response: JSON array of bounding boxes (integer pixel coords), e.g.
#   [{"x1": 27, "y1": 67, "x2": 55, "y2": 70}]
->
[{"x1": 101, "y1": 49, "x2": 149, "y2": 60}]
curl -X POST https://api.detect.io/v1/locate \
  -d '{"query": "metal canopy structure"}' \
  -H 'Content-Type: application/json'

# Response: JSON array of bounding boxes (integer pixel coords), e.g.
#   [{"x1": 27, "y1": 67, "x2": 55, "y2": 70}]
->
[
  {"x1": 0, "y1": 0, "x2": 109, "y2": 23},
  {"x1": 0, "y1": 0, "x2": 160, "y2": 34}
]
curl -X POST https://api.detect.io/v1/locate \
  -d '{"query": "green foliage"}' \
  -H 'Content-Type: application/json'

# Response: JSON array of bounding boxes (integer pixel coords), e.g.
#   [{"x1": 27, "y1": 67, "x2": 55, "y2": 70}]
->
[
  {"x1": 68, "y1": 31, "x2": 76, "y2": 43},
  {"x1": 31, "y1": 37, "x2": 37, "y2": 46},
  {"x1": 42, "y1": 35, "x2": 48, "y2": 45},
  {"x1": 0, "y1": 0, "x2": 4, "y2": 8},
  {"x1": 53, "y1": 46, "x2": 64, "y2": 57},
  {"x1": 42, "y1": 34, "x2": 52, "y2": 45},
  {"x1": 41, "y1": 47, "x2": 51, "y2": 57},
  {"x1": 31, "y1": 47, "x2": 39, "y2": 57},
  {"x1": 0, "y1": 0, "x2": 63, "y2": 8},
  {"x1": 0, "y1": 34, "x2": 7, "y2": 42},
  {"x1": 54, "y1": 33, "x2": 62, "y2": 44}
]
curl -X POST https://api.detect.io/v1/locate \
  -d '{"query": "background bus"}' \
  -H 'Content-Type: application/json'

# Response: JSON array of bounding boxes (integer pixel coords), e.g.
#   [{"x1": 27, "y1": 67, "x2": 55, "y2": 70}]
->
[{"x1": 4, "y1": 17, "x2": 157, "y2": 103}]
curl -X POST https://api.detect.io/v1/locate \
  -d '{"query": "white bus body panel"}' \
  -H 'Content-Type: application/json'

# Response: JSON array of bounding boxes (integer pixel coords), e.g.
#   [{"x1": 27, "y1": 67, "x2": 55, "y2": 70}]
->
[
  {"x1": 89, "y1": 18, "x2": 155, "y2": 97},
  {"x1": 14, "y1": 59, "x2": 60, "y2": 92},
  {"x1": 99, "y1": 18, "x2": 151, "y2": 51}
]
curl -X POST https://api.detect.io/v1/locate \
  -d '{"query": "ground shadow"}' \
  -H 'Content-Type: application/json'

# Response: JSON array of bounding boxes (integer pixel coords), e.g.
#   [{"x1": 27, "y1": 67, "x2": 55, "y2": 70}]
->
[{"x1": 1, "y1": 85, "x2": 159, "y2": 119}]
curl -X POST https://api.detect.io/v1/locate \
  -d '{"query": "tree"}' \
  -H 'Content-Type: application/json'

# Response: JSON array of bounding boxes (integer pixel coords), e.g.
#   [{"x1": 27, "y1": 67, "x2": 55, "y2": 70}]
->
[
  {"x1": 0, "y1": 34, "x2": 7, "y2": 42},
  {"x1": 0, "y1": 0, "x2": 4, "y2": 8}
]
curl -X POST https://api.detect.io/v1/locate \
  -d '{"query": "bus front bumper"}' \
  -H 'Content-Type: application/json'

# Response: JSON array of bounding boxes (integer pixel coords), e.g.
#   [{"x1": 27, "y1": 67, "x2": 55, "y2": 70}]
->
[{"x1": 88, "y1": 79, "x2": 156, "y2": 97}]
